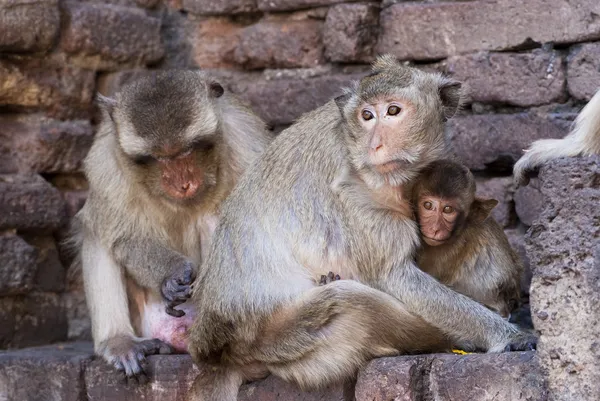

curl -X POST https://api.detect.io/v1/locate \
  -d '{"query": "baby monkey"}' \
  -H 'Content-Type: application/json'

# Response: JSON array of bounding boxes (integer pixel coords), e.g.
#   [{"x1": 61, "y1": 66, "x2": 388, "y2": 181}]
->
[{"x1": 413, "y1": 160, "x2": 522, "y2": 320}]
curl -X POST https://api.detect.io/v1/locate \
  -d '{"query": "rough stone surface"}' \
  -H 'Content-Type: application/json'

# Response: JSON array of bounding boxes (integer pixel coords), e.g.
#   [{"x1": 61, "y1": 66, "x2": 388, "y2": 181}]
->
[
  {"x1": 527, "y1": 156, "x2": 600, "y2": 401},
  {"x1": 514, "y1": 178, "x2": 544, "y2": 226},
  {"x1": 0, "y1": 343, "x2": 91, "y2": 401},
  {"x1": 233, "y1": 20, "x2": 324, "y2": 69},
  {"x1": 0, "y1": 174, "x2": 67, "y2": 232},
  {"x1": 0, "y1": 114, "x2": 94, "y2": 174},
  {"x1": 355, "y1": 356, "x2": 422, "y2": 401},
  {"x1": 62, "y1": 289, "x2": 92, "y2": 341},
  {"x1": 378, "y1": 0, "x2": 600, "y2": 61},
  {"x1": 504, "y1": 227, "x2": 532, "y2": 296},
  {"x1": 567, "y1": 42, "x2": 600, "y2": 101},
  {"x1": 257, "y1": 0, "x2": 355, "y2": 11},
  {"x1": 61, "y1": 2, "x2": 164, "y2": 70},
  {"x1": 0, "y1": 293, "x2": 68, "y2": 349},
  {"x1": 183, "y1": 0, "x2": 257, "y2": 15},
  {"x1": 443, "y1": 50, "x2": 566, "y2": 107},
  {"x1": 22, "y1": 235, "x2": 66, "y2": 293},
  {"x1": 324, "y1": 4, "x2": 379, "y2": 63},
  {"x1": 0, "y1": 56, "x2": 95, "y2": 119},
  {"x1": 0, "y1": 0, "x2": 61, "y2": 53},
  {"x1": 187, "y1": 17, "x2": 243, "y2": 68},
  {"x1": 447, "y1": 112, "x2": 570, "y2": 172},
  {"x1": 475, "y1": 176, "x2": 515, "y2": 227},
  {"x1": 429, "y1": 352, "x2": 547, "y2": 400},
  {"x1": 0, "y1": 234, "x2": 38, "y2": 296}
]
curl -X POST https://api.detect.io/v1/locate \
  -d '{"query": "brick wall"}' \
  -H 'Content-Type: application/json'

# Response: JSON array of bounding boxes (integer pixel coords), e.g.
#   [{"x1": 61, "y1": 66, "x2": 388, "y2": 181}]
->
[{"x1": 1, "y1": 0, "x2": 599, "y2": 368}]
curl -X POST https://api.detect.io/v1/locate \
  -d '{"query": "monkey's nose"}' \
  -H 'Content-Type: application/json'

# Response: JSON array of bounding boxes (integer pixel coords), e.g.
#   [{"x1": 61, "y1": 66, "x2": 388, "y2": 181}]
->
[{"x1": 181, "y1": 182, "x2": 190, "y2": 191}]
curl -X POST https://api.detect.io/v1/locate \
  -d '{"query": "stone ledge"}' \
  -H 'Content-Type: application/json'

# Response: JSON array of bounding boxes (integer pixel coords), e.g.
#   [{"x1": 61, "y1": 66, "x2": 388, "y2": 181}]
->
[{"x1": 0, "y1": 343, "x2": 542, "y2": 400}]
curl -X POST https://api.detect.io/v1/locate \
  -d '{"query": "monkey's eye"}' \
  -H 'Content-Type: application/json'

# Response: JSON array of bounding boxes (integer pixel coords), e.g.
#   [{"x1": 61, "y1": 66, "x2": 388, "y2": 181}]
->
[
  {"x1": 443, "y1": 206, "x2": 454, "y2": 214},
  {"x1": 423, "y1": 201, "x2": 433, "y2": 210},
  {"x1": 133, "y1": 155, "x2": 155, "y2": 166},
  {"x1": 191, "y1": 139, "x2": 215, "y2": 152},
  {"x1": 361, "y1": 110, "x2": 374, "y2": 121},
  {"x1": 387, "y1": 105, "x2": 401, "y2": 116}
]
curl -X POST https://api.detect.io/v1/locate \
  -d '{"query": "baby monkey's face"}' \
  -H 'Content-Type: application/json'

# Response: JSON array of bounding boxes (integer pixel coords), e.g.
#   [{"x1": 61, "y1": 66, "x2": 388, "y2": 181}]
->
[{"x1": 417, "y1": 195, "x2": 463, "y2": 246}]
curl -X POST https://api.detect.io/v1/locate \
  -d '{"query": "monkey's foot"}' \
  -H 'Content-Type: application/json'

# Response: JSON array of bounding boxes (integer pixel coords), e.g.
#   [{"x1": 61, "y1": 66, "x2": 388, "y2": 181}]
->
[
  {"x1": 501, "y1": 331, "x2": 537, "y2": 352},
  {"x1": 318, "y1": 271, "x2": 341, "y2": 286},
  {"x1": 98, "y1": 336, "x2": 174, "y2": 382}
]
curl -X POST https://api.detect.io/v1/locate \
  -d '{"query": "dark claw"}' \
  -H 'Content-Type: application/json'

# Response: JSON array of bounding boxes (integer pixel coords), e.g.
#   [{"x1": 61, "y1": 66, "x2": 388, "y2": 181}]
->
[{"x1": 166, "y1": 305, "x2": 185, "y2": 317}]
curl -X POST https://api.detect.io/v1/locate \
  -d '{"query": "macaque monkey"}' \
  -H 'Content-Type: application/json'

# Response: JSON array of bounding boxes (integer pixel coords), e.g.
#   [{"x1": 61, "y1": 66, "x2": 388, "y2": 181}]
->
[
  {"x1": 514, "y1": 88, "x2": 600, "y2": 185},
  {"x1": 187, "y1": 56, "x2": 536, "y2": 401},
  {"x1": 72, "y1": 71, "x2": 272, "y2": 378},
  {"x1": 413, "y1": 160, "x2": 522, "y2": 320}
]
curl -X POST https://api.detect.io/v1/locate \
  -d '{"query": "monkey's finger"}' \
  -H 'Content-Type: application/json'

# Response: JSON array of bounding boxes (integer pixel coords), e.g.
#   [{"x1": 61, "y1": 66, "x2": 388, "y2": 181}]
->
[
  {"x1": 166, "y1": 305, "x2": 186, "y2": 317},
  {"x1": 158, "y1": 343, "x2": 174, "y2": 354},
  {"x1": 177, "y1": 268, "x2": 196, "y2": 285}
]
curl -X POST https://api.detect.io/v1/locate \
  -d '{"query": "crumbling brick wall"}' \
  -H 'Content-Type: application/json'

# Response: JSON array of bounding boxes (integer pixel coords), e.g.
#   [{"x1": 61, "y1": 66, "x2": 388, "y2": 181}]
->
[{"x1": 1, "y1": 0, "x2": 599, "y2": 399}]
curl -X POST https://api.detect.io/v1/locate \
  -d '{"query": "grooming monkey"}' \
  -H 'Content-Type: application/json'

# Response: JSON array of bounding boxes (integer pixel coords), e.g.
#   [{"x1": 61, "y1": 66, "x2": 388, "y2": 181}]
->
[
  {"x1": 414, "y1": 159, "x2": 522, "y2": 320},
  {"x1": 73, "y1": 71, "x2": 272, "y2": 377},
  {"x1": 513, "y1": 88, "x2": 600, "y2": 185},
  {"x1": 187, "y1": 56, "x2": 536, "y2": 401}
]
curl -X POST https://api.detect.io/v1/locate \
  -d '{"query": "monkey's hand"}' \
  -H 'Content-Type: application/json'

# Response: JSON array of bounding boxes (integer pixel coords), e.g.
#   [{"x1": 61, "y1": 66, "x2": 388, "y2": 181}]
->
[
  {"x1": 495, "y1": 330, "x2": 537, "y2": 353},
  {"x1": 161, "y1": 260, "x2": 197, "y2": 317},
  {"x1": 98, "y1": 336, "x2": 173, "y2": 382}
]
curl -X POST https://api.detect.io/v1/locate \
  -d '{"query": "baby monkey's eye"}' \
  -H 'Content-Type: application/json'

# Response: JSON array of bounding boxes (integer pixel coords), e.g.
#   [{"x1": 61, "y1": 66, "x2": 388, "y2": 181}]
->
[
  {"x1": 361, "y1": 110, "x2": 374, "y2": 121},
  {"x1": 387, "y1": 105, "x2": 401, "y2": 115},
  {"x1": 423, "y1": 201, "x2": 433, "y2": 210},
  {"x1": 443, "y1": 206, "x2": 454, "y2": 214}
]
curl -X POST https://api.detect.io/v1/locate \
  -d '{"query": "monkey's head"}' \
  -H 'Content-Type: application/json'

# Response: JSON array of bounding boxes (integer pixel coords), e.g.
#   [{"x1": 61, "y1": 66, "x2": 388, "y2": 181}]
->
[
  {"x1": 414, "y1": 160, "x2": 498, "y2": 246},
  {"x1": 97, "y1": 71, "x2": 225, "y2": 205},
  {"x1": 336, "y1": 55, "x2": 464, "y2": 188}
]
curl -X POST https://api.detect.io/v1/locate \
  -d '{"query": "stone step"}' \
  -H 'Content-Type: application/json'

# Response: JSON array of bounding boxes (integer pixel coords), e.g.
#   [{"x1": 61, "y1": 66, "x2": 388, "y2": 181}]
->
[{"x1": 0, "y1": 342, "x2": 545, "y2": 401}]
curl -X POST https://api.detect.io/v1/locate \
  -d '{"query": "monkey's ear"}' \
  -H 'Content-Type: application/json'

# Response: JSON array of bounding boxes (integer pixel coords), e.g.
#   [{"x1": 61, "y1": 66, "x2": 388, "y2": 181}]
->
[
  {"x1": 209, "y1": 82, "x2": 224, "y2": 98},
  {"x1": 96, "y1": 94, "x2": 116, "y2": 120},
  {"x1": 469, "y1": 197, "x2": 498, "y2": 224},
  {"x1": 439, "y1": 80, "x2": 463, "y2": 121},
  {"x1": 334, "y1": 93, "x2": 352, "y2": 115}
]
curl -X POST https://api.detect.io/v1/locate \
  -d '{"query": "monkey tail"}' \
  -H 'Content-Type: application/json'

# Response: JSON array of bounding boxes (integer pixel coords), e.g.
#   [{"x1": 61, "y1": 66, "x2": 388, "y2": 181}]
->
[{"x1": 513, "y1": 88, "x2": 600, "y2": 185}]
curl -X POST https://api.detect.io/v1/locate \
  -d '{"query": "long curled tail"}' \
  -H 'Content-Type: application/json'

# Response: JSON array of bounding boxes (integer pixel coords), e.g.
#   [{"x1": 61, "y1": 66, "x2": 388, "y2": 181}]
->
[{"x1": 513, "y1": 88, "x2": 600, "y2": 185}]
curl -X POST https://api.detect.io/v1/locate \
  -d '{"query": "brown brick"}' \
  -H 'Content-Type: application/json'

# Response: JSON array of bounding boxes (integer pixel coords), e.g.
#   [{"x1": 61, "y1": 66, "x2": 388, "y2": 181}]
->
[
  {"x1": 183, "y1": 0, "x2": 257, "y2": 15},
  {"x1": 61, "y1": 2, "x2": 164, "y2": 71},
  {"x1": 0, "y1": 234, "x2": 38, "y2": 296},
  {"x1": 188, "y1": 17, "x2": 243, "y2": 68},
  {"x1": 475, "y1": 177, "x2": 515, "y2": 228},
  {"x1": 21, "y1": 235, "x2": 66, "y2": 293},
  {"x1": 567, "y1": 42, "x2": 600, "y2": 101},
  {"x1": 0, "y1": 174, "x2": 67, "y2": 232},
  {"x1": 0, "y1": 293, "x2": 68, "y2": 349},
  {"x1": 324, "y1": 3, "x2": 379, "y2": 63},
  {"x1": 429, "y1": 352, "x2": 546, "y2": 400},
  {"x1": 0, "y1": 0, "x2": 60, "y2": 53},
  {"x1": 257, "y1": 0, "x2": 355, "y2": 11},
  {"x1": 0, "y1": 343, "x2": 91, "y2": 400},
  {"x1": 442, "y1": 50, "x2": 566, "y2": 107},
  {"x1": 0, "y1": 56, "x2": 95, "y2": 119},
  {"x1": 233, "y1": 20, "x2": 324, "y2": 69},
  {"x1": 0, "y1": 114, "x2": 94, "y2": 174},
  {"x1": 356, "y1": 356, "x2": 423, "y2": 401},
  {"x1": 447, "y1": 112, "x2": 569, "y2": 172},
  {"x1": 378, "y1": 0, "x2": 600, "y2": 61}
]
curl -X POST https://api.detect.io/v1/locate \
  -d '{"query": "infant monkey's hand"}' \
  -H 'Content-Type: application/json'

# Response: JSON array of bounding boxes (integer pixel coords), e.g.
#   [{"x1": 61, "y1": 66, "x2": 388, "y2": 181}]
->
[
  {"x1": 161, "y1": 260, "x2": 196, "y2": 317},
  {"x1": 318, "y1": 271, "x2": 341, "y2": 286}
]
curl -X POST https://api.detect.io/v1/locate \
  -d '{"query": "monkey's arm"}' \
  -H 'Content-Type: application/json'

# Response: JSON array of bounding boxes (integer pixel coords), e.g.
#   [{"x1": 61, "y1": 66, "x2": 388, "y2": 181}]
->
[
  {"x1": 380, "y1": 260, "x2": 532, "y2": 352},
  {"x1": 113, "y1": 237, "x2": 196, "y2": 316}
]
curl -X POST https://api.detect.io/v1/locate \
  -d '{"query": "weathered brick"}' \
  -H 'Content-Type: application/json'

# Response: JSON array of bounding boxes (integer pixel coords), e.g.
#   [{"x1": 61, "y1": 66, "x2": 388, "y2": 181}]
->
[
  {"x1": 527, "y1": 157, "x2": 600, "y2": 401},
  {"x1": 0, "y1": 293, "x2": 68, "y2": 349},
  {"x1": 356, "y1": 356, "x2": 423, "y2": 401},
  {"x1": 0, "y1": 56, "x2": 95, "y2": 119},
  {"x1": 429, "y1": 352, "x2": 546, "y2": 400},
  {"x1": 442, "y1": 50, "x2": 566, "y2": 107},
  {"x1": 504, "y1": 227, "x2": 532, "y2": 296},
  {"x1": 475, "y1": 177, "x2": 515, "y2": 228},
  {"x1": 0, "y1": 114, "x2": 94, "y2": 174},
  {"x1": 378, "y1": 0, "x2": 600, "y2": 61},
  {"x1": 188, "y1": 17, "x2": 243, "y2": 68},
  {"x1": 567, "y1": 42, "x2": 600, "y2": 101},
  {"x1": 239, "y1": 375, "x2": 348, "y2": 400},
  {"x1": 324, "y1": 3, "x2": 379, "y2": 63},
  {"x1": 183, "y1": 0, "x2": 257, "y2": 15},
  {"x1": 0, "y1": 0, "x2": 60, "y2": 53},
  {"x1": 233, "y1": 20, "x2": 324, "y2": 69},
  {"x1": 0, "y1": 174, "x2": 67, "y2": 232},
  {"x1": 514, "y1": 178, "x2": 544, "y2": 226},
  {"x1": 0, "y1": 234, "x2": 38, "y2": 296},
  {"x1": 62, "y1": 289, "x2": 92, "y2": 341},
  {"x1": 0, "y1": 343, "x2": 91, "y2": 401},
  {"x1": 61, "y1": 2, "x2": 164, "y2": 71},
  {"x1": 447, "y1": 112, "x2": 569, "y2": 172},
  {"x1": 257, "y1": 0, "x2": 355, "y2": 11},
  {"x1": 21, "y1": 235, "x2": 66, "y2": 293}
]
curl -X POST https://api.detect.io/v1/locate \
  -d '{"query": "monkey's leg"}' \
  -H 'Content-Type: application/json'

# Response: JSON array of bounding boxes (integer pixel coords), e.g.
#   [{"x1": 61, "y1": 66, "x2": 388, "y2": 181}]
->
[
  {"x1": 82, "y1": 235, "x2": 172, "y2": 378},
  {"x1": 188, "y1": 366, "x2": 244, "y2": 401},
  {"x1": 254, "y1": 280, "x2": 449, "y2": 390}
]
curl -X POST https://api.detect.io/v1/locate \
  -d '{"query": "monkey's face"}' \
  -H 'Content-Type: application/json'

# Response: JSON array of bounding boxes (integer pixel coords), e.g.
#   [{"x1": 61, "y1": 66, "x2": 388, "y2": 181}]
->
[{"x1": 417, "y1": 195, "x2": 462, "y2": 246}]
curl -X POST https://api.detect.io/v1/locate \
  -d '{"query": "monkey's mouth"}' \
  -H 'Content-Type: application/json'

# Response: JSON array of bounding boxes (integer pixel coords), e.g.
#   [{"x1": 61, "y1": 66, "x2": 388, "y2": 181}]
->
[
  {"x1": 373, "y1": 160, "x2": 410, "y2": 174},
  {"x1": 422, "y1": 235, "x2": 448, "y2": 246}
]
